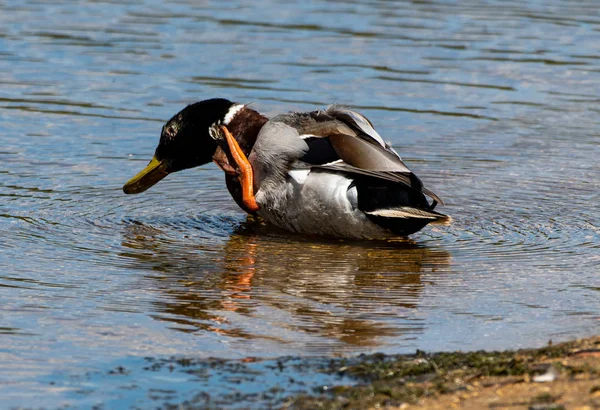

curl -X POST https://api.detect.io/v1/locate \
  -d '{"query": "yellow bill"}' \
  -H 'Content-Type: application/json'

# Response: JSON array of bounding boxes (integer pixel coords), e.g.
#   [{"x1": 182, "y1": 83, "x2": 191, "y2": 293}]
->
[{"x1": 123, "y1": 156, "x2": 169, "y2": 194}]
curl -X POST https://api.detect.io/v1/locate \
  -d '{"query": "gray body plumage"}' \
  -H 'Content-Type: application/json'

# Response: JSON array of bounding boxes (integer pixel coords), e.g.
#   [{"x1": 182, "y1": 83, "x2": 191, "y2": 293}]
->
[
  {"x1": 251, "y1": 123, "x2": 385, "y2": 238},
  {"x1": 248, "y1": 107, "x2": 449, "y2": 239}
]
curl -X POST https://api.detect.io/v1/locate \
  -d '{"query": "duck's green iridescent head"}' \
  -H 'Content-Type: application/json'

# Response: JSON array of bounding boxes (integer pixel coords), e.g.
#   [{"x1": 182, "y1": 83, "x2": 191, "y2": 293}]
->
[{"x1": 123, "y1": 98, "x2": 236, "y2": 194}]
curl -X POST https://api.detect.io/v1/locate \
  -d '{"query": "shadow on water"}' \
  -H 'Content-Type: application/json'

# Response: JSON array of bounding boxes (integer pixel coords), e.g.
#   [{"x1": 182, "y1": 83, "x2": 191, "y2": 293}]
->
[{"x1": 119, "y1": 217, "x2": 452, "y2": 349}]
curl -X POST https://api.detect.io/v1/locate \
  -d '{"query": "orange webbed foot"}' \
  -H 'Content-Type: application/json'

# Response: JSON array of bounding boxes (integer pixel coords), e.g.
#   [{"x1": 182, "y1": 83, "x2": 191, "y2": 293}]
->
[{"x1": 219, "y1": 125, "x2": 259, "y2": 212}]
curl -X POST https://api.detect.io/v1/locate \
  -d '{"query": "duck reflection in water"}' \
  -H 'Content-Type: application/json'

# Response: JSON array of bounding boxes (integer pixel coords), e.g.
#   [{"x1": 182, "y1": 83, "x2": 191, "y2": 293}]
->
[{"x1": 120, "y1": 217, "x2": 451, "y2": 348}]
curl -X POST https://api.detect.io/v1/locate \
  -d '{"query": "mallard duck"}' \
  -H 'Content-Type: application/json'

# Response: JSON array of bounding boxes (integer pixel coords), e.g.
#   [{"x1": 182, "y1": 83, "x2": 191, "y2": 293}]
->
[{"x1": 123, "y1": 98, "x2": 450, "y2": 238}]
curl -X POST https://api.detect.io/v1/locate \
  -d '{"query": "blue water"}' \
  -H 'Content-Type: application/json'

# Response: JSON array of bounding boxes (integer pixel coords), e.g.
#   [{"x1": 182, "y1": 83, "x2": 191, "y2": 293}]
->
[{"x1": 1, "y1": 0, "x2": 599, "y2": 407}]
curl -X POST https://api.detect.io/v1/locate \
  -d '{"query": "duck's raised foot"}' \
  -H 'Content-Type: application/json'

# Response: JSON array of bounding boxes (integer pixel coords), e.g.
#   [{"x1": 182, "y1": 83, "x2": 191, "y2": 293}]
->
[{"x1": 217, "y1": 125, "x2": 259, "y2": 212}]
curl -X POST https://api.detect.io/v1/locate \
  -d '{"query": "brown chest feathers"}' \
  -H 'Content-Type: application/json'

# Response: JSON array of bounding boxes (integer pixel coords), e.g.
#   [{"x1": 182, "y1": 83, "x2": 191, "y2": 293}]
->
[{"x1": 212, "y1": 107, "x2": 268, "y2": 175}]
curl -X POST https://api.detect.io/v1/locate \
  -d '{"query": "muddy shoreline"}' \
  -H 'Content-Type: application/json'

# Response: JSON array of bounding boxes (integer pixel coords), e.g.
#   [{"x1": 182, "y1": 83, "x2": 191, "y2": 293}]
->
[{"x1": 289, "y1": 336, "x2": 600, "y2": 410}]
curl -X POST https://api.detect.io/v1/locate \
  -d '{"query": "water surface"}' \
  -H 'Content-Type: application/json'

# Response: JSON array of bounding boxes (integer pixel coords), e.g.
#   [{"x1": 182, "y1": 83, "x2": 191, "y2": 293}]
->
[{"x1": 1, "y1": 0, "x2": 599, "y2": 407}]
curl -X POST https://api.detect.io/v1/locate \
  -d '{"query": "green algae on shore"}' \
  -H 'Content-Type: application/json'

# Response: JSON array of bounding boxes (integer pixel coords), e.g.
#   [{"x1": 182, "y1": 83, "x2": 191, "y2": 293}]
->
[{"x1": 288, "y1": 336, "x2": 600, "y2": 409}]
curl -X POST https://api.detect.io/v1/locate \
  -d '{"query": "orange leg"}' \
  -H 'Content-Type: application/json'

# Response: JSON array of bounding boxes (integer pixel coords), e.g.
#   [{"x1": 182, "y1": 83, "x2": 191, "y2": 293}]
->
[{"x1": 219, "y1": 125, "x2": 259, "y2": 212}]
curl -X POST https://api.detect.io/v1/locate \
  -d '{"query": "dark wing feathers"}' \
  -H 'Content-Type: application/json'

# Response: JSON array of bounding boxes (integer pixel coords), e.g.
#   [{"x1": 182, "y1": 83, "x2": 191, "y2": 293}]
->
[
  {"x1": 327, "y1": 133, "x2": 409, "y2": 172},
  {"x1": 311, "y1": 163, "x2": 444, "y2": 206},
  {"x1": 312, "y1": 163, "x2": 415, "y2": 188},
  {"x1": 277, "y1": 108, "x2": 444, "y2": 205},
  {"x1": 301, "y1": 137, "x2": 338, "y2": 165},
  {"x1": 324, "y1": 106, "x2": 388, "y2": 148}
]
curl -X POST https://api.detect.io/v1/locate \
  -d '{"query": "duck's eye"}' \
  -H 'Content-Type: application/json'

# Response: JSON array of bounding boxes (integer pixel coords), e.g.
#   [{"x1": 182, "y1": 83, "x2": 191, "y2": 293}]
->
[{"x1": 165, "y1": 125, "x2": 176, "y2": 137}]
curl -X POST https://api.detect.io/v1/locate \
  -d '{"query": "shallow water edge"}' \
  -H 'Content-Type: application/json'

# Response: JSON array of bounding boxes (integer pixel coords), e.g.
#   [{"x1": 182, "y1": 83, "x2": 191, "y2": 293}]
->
[{"x1": 7, "y1": 334, "x2": 598, "y2": 410}]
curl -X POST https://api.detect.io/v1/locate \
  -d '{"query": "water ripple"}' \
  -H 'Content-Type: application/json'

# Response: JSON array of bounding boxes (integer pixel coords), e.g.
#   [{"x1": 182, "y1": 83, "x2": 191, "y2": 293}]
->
[{"x1": 1, "y1": 0, "x2": 600, "y2": 404}]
